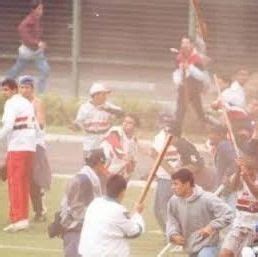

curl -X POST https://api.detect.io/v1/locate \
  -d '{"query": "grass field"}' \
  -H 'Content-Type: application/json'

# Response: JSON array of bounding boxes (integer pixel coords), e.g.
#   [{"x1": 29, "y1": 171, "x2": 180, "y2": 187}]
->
[{"x1": 0, "y1": 177, "x2": 185, "y2": 257}]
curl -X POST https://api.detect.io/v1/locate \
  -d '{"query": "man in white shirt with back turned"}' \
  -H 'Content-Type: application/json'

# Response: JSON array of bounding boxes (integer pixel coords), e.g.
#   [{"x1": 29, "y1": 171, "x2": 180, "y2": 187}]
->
[{"x1": 79, "y1": 174, "x2": 145, "y2": 257}]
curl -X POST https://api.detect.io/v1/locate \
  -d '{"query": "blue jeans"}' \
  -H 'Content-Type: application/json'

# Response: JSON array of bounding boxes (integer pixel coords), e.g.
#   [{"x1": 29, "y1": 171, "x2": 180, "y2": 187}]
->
[
  {"x1": 154, "y1": 178, "x2": 172, "y2": 232},
  {"x1": 190, "y1": 246, "x2": 218, "y2": 257},
  {"x1": 6, "y1": 51, "x2": 50, "y2": 93},
  {"x1": 63, "y1": 231, "x2": 82, "y2": 257}
]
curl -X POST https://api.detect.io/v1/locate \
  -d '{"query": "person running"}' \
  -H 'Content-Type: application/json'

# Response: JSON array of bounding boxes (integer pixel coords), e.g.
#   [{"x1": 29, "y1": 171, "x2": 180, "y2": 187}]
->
[
  {"x1": 167, "y1": 168, "x2": 233, "y2": 257},
  {"x1": 219, "y1": 139, "x2": 258, "y2": 257},
  {"x1": 6, "y1": 0, "x2": 50, "y2": 93}
]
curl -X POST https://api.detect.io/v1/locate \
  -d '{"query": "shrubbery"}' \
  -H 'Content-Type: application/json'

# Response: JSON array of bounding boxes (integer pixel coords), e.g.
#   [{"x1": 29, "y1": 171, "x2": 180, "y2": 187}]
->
[{"x1": 0, "y1": 93, "x2": 209, "y2": 136}]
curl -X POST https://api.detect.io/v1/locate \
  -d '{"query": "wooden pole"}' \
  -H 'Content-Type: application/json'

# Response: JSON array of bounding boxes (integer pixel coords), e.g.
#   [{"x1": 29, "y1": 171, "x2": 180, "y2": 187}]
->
[
  {"x1": 213, "y1": 74, "x2": 240, "y2": 196},
  {"x1": 137, "y1": 135, "x2": 173, "y2": 205},
  {"x1": 72, "y1": 0, "x2": 81, "y2": 97}
]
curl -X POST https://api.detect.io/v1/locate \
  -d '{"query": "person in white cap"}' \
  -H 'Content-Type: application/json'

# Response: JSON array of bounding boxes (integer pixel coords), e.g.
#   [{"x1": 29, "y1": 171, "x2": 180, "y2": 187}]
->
[{"x1": 72, "y1": 82, "x2": 123, "y2": 155}]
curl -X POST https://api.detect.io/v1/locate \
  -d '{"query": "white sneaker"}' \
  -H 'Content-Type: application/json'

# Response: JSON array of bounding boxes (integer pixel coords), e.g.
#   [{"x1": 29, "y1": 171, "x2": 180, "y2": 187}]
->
[
  {"x1": 3, "y1": 224, "x2": 15, "y2": 232},
  {"x1": 3, "y1": 219, "x2": 29, "y2": 232}
]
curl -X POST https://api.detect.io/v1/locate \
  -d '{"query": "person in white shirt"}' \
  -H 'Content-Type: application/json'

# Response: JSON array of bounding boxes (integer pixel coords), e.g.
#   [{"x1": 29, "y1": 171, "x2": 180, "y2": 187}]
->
[
  {"x1": 18, "y1": 75, "x2": 51, "y2": 222},
  {"x1": 219, "y1": 139, "x2": 258, "y2": 257},
  {"x1": 78, "y1": 174, "x2": 145, "y2": 257},
  {"x1": 0, "y1": 78, "x2": 36, "y2": 232},
  {"x1": 72, "y1": 83, "x2": 123, "y2": 155},
  {"x1": 101, "y1": 113, "x2": 139, "y2": 179},
  {"x1": 212, "y1": 69, "x2": 249, "y2": 118}
]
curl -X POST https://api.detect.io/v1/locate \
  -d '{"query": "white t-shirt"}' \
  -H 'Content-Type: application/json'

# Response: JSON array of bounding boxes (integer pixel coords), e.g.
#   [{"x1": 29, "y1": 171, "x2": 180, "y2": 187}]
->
[
  {"x1": 79, "y1": 197, "x2": 144, "y2": 257},
  {"x1": 152, "y1": 130, "x2": 181, "y2": 180},
  {"x1": 0, "y1": 94, "x2": 36, "y2": 152},
  {"x1": 221, "y1": 81, "x2": 246, "y2": 109}
]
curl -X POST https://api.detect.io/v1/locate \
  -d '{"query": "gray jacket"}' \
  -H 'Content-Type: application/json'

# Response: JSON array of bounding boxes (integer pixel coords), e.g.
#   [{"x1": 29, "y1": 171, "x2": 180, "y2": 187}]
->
[{"x1": 166, "y1": 186, "x2": 233, "y2": 254}]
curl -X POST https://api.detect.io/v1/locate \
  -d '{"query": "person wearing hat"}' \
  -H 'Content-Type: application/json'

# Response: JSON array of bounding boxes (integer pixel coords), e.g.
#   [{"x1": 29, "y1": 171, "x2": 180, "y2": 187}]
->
[
  {"x1": 6, "y1": 0, "x2": 50, "y2": 93},
  {"x1": 0, "y1": 78, "x2": 36, "y2": 232},
  {"x1": 19, "y1": 75, "x2": 51, "y2": 222},
  {"x1": 219, "y1": 139, "x2": 258, "y2": 257},
  {"x1": 59, "y1": 149, "x2": 106, "y2": 257},
  {"x1": 72, "y1": 82, "x2": 123, "y2": 157},
  {"x1": 150, "y1": 113, "x2": 204, "y2": 231}
]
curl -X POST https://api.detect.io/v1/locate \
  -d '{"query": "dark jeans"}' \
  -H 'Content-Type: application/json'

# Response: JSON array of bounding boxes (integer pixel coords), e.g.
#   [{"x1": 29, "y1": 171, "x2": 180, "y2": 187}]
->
[
  {"x1": 63, "y1": 231, "x2": 82, "y2": 257},
  {"x1": 154, "y1": 179, "x2": 172, "y2": 232},
  {"x1": 175, "y1": 81, "x2": 206, "y2": 135}
]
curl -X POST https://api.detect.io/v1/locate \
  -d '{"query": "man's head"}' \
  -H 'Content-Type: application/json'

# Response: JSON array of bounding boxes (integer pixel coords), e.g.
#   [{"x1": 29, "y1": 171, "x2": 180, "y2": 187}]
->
[
  {"x1": 18, "y1": 75, "x2": 35, "y2": 100},
  {"x1": 1, "y1": 79, "x2": 18, "y2": 99},
  {"x1": 122, "y1": 113, "x2": 140, "y2": 137},
  {"x1": 180, "y1": 37, "x2": 193, "y2": 57},
  {"x1": 208, "y1": 125, "x2": 228, "y2": 147},
  {"x1": 171, "y1": 168, "x2": 195, "y2": 198},
  {"x1": 84, "y1": 149, "x2": 107, "y2": 175},
  {"x1": 31, "y1": 0, "x2": 43, "y2": 17},
  {"x1": 106, "y1": 174, "x2": 127, "y2": 202},
  {"x1": 234, "y1": 120, "x2": 255, "y2": 148},
  {"x1": 89, "y1": 83, "x2": 111, "y2": 106},
  {"x1": 234, "y1": 68, "x2": 249, "y2": 86},
  {"x1": 242, "y1": 139, "x2": 258, "y2": 173},
  {"x1": 159, "y1": 112, "x2": 180, "y2": 141}
]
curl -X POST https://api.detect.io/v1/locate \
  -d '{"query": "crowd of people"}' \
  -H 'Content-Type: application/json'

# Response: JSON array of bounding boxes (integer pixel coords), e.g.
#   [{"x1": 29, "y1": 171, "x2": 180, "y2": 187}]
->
[{"x1": 1, "y1": 1, "x2": 258, "y2": 257}]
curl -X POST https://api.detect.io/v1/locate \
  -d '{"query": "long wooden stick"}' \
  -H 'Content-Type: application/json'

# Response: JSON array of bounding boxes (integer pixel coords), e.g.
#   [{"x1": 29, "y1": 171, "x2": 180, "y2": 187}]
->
[
  {"x1": 213, "y1": 74, "x2": 240, "y2": 156},
  {"x1": 213, "y1": 74, "x2": 240, "y2": 196},
  {"x1": 137, "y1": 135, "x2": 173, "y2": 204},
  {"x1": 191, "y1": 0, "x2": 208, "y2": 42}
]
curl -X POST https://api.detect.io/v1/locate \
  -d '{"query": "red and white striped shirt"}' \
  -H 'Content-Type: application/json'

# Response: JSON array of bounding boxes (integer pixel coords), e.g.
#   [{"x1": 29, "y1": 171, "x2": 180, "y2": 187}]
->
[{"x1": 0, "y1": 94, "x2": 36, "y2": 152}]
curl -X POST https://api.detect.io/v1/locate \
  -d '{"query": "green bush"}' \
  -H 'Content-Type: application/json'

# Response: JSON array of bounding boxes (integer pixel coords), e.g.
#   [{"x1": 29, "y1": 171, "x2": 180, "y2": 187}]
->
[{"x1": 0, "y1": 92, "x2": 211, "y2": 137}]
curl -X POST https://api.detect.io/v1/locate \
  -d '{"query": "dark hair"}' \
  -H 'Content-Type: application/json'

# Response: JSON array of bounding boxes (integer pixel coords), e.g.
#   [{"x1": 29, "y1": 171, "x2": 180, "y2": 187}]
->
[
  {"x1": 106, "y1": 174, "x2": 127, "y2": 198},
  {"x1": 171, "y1": 168, "x2": 195, "y2": 187},
  {"x1": 158, "y1": 112, "x2": 180, "y2": 137},
  {"x1": 31, "y1": 0, "x2": 43, "y2": 9},
  {"x1": 84, "y1": 149, "x2": 106, "y2": 168},
  {"x1": 1, "y1": 78, "x2": 18, "y2": 90},
  {"x1": 125, "y1": 113, "x2": 140, "y2": 128}
]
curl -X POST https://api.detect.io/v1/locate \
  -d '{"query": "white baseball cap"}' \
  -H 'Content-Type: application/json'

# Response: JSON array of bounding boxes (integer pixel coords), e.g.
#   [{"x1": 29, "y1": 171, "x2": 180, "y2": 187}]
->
[{"x1": 89, "y1": 83, "x2": 111, "y2": 96}]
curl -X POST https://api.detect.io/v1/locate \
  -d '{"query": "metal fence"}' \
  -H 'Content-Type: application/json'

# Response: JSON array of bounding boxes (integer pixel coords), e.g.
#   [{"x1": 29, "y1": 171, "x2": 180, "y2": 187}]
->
[{"x1": 0, "y1": 0, "x2": 258, "y2": 95}]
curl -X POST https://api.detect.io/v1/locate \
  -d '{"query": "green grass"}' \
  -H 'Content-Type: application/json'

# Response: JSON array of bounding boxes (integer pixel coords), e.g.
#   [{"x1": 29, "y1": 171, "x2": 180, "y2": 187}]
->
[{"x1": 0, "y1": 178, "x2": 185, "y2": 257}]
